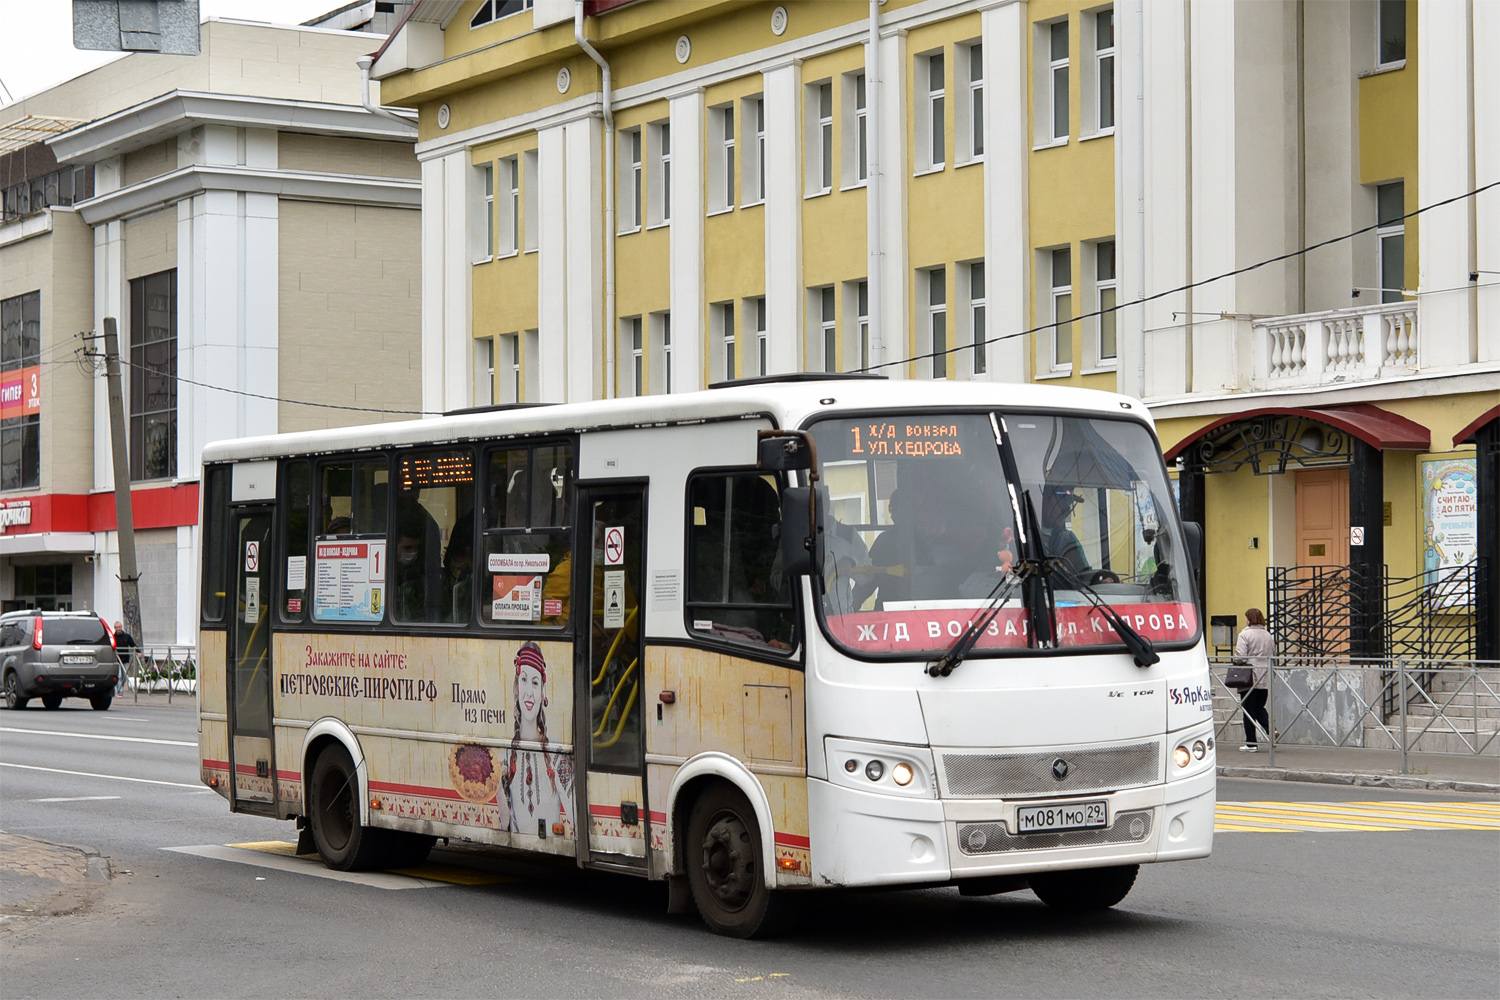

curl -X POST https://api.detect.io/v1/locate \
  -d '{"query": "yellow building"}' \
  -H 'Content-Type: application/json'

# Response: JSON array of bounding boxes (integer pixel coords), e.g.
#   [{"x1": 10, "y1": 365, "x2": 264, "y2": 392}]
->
[{"x1": 372, "y1": 0, "x2": 1497, "y2": 661}]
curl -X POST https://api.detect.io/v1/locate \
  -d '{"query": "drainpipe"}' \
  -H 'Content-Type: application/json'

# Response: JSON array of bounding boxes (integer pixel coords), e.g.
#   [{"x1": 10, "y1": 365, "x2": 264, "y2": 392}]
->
[
  {"x1": 354, "y1": 55, "x2": 417, "y2": 129},
  {"x1": 576, "y1": 1, "x2": 617, "y2": 397},
  {"x1": 866, "y1": 0, "x2": 883, "y2": 368}
]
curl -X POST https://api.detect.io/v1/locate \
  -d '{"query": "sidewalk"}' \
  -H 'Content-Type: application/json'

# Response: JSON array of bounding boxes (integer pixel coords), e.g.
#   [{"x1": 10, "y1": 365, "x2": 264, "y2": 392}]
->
[
  {"x1": 1218, "y1": 744, "x2": 1500, "y2": 794},
  {"x1": 0, "y1": 831, "x2": 112, "y2": 918}
]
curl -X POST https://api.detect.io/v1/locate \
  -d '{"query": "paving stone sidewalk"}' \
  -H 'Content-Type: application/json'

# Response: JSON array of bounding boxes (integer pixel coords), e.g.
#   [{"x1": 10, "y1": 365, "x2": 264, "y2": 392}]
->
[
  {"x1": 0, "y1": 831, "x2": 111, "y2": 918},
  {"x1": 1218, "y1": 743, "x2": 1500, "y2": 794}
]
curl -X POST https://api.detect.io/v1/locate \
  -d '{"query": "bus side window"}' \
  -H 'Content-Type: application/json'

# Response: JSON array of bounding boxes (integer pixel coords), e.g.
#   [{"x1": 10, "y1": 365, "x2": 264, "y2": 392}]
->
[
  {"x1": 481, "y1": 443, "x2": 574, "y2": 628},
  {"x1": 281, "y1": 460, "x2": 311, "y2": 622},
  {"x1": 685, "y1": 472, "x2": 796, "y2": 652},
  {"x1": 200, "y1": 465, "x2": 229, "y2": 622},
  {"x1": 391, "y1": 449, "x2": 475, "y2": 626}
]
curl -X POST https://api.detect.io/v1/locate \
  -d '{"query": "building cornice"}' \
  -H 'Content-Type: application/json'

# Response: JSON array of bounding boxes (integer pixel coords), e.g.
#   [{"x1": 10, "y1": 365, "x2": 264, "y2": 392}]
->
[
  {"x1": 75, "y1": 164, "x2": 420, "y2": 225},
  {"x1": 48, "y1": 91, "x2": 417, "y2": 165}
]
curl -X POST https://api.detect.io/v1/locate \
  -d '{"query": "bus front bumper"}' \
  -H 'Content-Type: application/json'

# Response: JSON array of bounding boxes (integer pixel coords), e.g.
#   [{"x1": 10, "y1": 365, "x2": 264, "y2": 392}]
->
[{"x1": 805, "y1": 768, "x2": 1215, "y2": 888}]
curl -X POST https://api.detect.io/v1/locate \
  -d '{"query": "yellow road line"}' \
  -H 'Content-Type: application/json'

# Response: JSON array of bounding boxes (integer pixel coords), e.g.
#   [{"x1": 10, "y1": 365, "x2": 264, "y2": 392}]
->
[{"x1": 1218, "y1": 804, "x2": 1500, "y2": 830}]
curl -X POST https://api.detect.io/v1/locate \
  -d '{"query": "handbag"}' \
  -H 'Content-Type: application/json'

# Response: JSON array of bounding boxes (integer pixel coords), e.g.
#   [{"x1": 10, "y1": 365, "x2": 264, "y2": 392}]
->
[{"x1": 1225, "y1": 660, "x2": 1254, "y2": 690}]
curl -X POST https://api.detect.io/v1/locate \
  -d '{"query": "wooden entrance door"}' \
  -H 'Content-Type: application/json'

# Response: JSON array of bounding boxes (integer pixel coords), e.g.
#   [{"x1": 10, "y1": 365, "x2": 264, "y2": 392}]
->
[{"x1": 1292, "y1": 468, "x2": 1351, "y2": 655}]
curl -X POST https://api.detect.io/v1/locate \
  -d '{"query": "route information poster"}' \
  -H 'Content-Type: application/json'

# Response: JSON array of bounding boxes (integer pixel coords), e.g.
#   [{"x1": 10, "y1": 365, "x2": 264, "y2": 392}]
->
[{"x1": 313, "y1": 540, "x2": 388, "y2": 622}]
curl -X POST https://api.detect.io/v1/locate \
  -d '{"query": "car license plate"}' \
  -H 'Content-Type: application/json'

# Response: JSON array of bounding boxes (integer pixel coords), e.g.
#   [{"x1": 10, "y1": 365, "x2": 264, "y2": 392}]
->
[
  {"x1": 1015, "y1": 800, "x2": 1108, "y2": 834},
  {"x1": 61, "y1": 654, "x2": 93, "y2": 665}
]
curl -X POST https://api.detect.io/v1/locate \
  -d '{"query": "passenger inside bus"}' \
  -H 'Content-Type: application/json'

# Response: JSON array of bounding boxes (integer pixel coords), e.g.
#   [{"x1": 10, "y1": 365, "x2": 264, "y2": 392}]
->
[
  {"x1": 444, "y1": 512, "x2": 474, "y2": 623},
  {"x1": 392, "y1": 499, "x2": 442, "y2": 622}
]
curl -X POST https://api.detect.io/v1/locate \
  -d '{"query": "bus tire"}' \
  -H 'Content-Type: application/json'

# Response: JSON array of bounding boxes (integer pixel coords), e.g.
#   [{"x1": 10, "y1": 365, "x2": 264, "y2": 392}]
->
[
  {"x1": 309, "y1": 744, "x2": 387, "y2": 871},
  {"x1": 1028, "y1": 864, "x2": 1138, "y2": 912},
  {"x1": 685, "y1": 783, "x2": 797, "y2": 938}
]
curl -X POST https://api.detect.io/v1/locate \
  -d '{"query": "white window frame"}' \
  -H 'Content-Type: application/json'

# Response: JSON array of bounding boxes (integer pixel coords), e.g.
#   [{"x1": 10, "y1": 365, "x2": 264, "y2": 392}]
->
[
  {"x1": 807, "y1": 286, "x2": 837, "y2": 372},
  {"x1": 742, "y1": 95, "x2": 766, "y2": 207},
  {"x1": 841, "y1": 71, "x2": 868, "y2": 188},
  {"x1": 480, "y1": 163, "x2": 495, "y2": 261},
  {"x1": 962, "y1": 260, "x2": 986, "y2": 377},
  {"x1": 1082, "y1": 8, "x2": 1115, "y2": 137},
  {"x1": 956, "y1": 42, "x2": 984, "y2": 163},
  {"x1": 470, "y1": 0, "x2": 532, "y2": 29},
  {"x1": 1037, "y1": 246, "x2": 1074, "y2": 375},
  {"x1": 1376, "y1": 181, "x2": 1405, "y2": 303},
  {"x1": 842, "y1": 279, "x2": 869, "y2": 372},
  {"x1": 915, "y1": 50, "x2": 946, "y2": 172},
  {"x1": 496, "y1": 155, "x2": 519, "y2": 256},
  {"x1": 618, "y1": 128, "x2": 642, "y2": 233},
  {"x1": 1034, "y1": 19, "x2": 1070, "y2": 147},
  {"x1": 921, "y1": 267, "x2": 948, "y2": 379},
  {"x1": 474, "y1": 336, "x2": 495, "y2": 405},
  {"x1": 711, "y1": 301, "x2": 736, "y2": 382},
  {"x1": 620, "y1": 316, "x2": 644, "y2": 398},
  {"x1": 650, "y1": 310, "x2": 673, "y2": 393},
  {"x1": 522, "y1": 149, "x2": 539, "y2": 252},
  {"x1": 496, "y1": 333, "x2": 519, "y2": 404},
  {"x1": 707, "y1": 105, "x2": 735, "y2": 214},
  {"x1": 648, "y1": 120, "x2": 671, "y2": 227},
  {"x1": 805, "y1": 80, "x2": 834, "y2": 197},
  {"x1": 1377, "y1": 0, "x2": 1407, "y2": 70},
  {"x1": 746, "y1": 295, "x2": 768, "y2": 376},
  {"x1": 1087, "y1": 239, "x2": 1117, "y2": 368}
]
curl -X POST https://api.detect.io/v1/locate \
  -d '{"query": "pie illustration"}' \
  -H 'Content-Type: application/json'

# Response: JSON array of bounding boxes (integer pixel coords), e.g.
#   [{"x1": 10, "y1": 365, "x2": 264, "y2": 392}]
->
[{"x1": 449, "y1": 743, "x2": 500, "y2": 804}]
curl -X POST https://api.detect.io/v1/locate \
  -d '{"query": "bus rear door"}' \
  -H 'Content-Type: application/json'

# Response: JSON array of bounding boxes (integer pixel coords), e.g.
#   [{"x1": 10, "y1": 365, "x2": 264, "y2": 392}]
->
[{"x1": 227, "y1": 504, "x2": 276, "y2": 815}]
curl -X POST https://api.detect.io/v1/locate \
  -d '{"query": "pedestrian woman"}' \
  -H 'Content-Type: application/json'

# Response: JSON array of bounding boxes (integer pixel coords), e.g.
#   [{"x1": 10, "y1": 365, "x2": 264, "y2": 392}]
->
[{"x1": 1234, "y1": 608, "x2": 1275, "y2": 751}]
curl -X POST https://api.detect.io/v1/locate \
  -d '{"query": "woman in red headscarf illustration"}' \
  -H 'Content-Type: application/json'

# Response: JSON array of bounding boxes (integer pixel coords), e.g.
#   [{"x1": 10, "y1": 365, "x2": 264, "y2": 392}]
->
[{"x1": 502, "y1": 641, "x2": 572, "y2": 838}]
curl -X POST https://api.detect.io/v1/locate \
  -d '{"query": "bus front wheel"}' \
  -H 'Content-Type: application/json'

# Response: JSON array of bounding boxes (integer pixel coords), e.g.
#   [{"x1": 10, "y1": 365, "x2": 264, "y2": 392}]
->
[
  {"x1": 309, "y1": 744, "x2": 386, "y2": 871},
  {"x1": 1028, "y1": 864, "x2": 1139, "y2": 911},
  {"x1": 685, "y1": 784, "x2": 797, "y2": 938}
]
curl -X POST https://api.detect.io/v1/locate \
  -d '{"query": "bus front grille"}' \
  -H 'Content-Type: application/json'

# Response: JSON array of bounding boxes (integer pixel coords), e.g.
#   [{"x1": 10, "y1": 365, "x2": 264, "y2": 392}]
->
[
  {"x1": 940, "y1": 741, "x2": 1161, "y2": 798},
  {"x1": 957, "y1": 810, "x2": 1154, "y2": 855}
]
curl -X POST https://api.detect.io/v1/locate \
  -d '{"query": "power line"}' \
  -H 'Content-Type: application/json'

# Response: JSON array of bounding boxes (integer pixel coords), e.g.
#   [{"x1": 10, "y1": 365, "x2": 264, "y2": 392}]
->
[{"x1": 861, "y1": 178, "x2": 1500, "y2": 375}]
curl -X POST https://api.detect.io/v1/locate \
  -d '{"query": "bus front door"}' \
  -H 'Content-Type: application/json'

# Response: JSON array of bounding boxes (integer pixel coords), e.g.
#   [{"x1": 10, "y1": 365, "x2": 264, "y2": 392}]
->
[
  {"x1": 577, "y1": 488, "x2": 649, "y2": 869},
  {"x1": 227, "y1": 506, "x2": 276, "y2": 815}
]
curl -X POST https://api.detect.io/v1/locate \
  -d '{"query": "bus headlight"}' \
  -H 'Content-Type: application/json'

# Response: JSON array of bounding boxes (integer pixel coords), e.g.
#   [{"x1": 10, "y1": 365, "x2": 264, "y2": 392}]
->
[
  {"x1": 1173, "y1": 745, "x2": 1192, "y2": 768},
  {"x1": 891, "y1": 762, "x2": 914, "y2": 786},
  {"x1": 865, "y1": 760, "x2": 885, "y2": 782},
  {"x1": 1192, "y1": 740, "x2": 1206, "y2": 760}
]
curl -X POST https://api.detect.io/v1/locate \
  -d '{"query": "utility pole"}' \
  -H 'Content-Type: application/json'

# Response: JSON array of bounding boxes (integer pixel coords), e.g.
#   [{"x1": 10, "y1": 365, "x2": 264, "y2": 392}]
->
[{"x1": 101, "y1": 317, "x2": 142, "y2": 644}]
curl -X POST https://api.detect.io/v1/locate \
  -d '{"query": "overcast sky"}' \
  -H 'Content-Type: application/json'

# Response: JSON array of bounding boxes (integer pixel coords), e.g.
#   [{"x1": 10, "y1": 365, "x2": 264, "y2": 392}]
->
[{"x1": 0, "y1": 1, "x2": 342, "y2": 106}]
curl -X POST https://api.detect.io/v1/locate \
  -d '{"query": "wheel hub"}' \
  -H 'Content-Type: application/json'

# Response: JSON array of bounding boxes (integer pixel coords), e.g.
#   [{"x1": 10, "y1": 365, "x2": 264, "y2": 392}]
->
[{"x1": 701, "y1": 812, "x2": 754, "y2": 910}]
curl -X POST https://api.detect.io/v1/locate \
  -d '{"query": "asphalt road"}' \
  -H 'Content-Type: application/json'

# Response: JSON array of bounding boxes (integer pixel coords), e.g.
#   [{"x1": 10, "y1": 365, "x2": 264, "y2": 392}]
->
[{"x1": 1, "y1": 698, "x2": 1496, "y2": 999}]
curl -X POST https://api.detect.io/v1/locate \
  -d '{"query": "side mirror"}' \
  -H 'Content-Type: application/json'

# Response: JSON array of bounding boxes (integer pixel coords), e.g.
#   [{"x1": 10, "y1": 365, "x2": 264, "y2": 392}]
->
[
  {"x1": 1182, "y1": 521, "x2": 1204, "y2": 589},
  {"x1": 758, "y1": 431, "x2": 814, "y2": 472},
  {"x1": 780, "y1": 485, "x2": 826, "y2": 578}
]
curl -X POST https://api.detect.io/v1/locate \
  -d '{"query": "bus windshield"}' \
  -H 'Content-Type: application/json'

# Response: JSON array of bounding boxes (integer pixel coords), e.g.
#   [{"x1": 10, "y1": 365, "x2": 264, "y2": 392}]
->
[{"x1": 809, "y1": 411, "x2": 1199, "y2": 658}]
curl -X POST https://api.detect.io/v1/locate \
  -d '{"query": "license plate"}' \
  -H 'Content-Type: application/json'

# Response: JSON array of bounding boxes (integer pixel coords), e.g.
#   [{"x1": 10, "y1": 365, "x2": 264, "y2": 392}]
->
[
  {"x1": 61, "y1": 654, "x2": 94, "y2": 665},
  {"x1": 1015, "y1": 800, "x2": 1108, "y2": 834}
]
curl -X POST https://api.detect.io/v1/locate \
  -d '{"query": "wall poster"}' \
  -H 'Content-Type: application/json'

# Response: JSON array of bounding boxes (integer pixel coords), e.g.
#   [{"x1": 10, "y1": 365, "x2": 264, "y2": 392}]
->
[{"x1": 1419, "y1": 456, "x2": 1478, "y2": 609}]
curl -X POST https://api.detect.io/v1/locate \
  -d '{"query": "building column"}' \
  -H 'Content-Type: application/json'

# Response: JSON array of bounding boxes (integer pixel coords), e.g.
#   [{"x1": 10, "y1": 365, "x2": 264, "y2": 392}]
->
[
  {"x1": 1348, "y1": 439, "x2": 1385, "y2": 660},
  {"x1": 876, "y1": 28, "x2": 908, "y2": 378},
  {"x1": 419, "y1": 149, "x2": 470, "y2": 413},
  {"x1": 982, "y1": 2, "x2": 1027, "y2": 383},
  {"x1": 669, "y1": 89, "x2": 705, "y2": 392},
  {"x1": 1140, "y1": 0, "x2": 1190, "y2": 398},
  {"x1": 563, "y1": 114, "x2": 604, "y2": 401},
  {"x1": 537, "y1": 125, "x2": 568, "y2": 402},
  {"x1": 763, "y1": 61, "x2": 802, "y2": 375}
]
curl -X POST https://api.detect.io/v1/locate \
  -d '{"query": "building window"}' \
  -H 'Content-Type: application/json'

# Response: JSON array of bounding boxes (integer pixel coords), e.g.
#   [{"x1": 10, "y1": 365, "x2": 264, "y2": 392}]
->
[
  {"x1": 958, "y1": 42, "x2": 984, "y2": 162},
  {"x1": 1377, "y1": 181, "x2": 1405, "y2": 303},
  {"x1": 476, "y1": 162, "x2": 494, "y2": 261},
  {"x1": 470, "y1": 0, "x2": 531, "y2": 28},
  {"x1": 810, "y1": 287, "x2": 836, "y2": 372},
  {"x1": 742, "y1": 95, "x2": 766, "y2": 206},
  {"x1": 1046, "y1": 247, "x2": 1073, "y2": 371},
  {"x1": 497, "y1": 333, "x2": 520, "y2": 404},
  {"x1": 708, "y1": 105, "x2": 736, "y2": 212},
  {"x1": 1095, "y1": 240, "x2": 1117, "y2": 363},
  {"x1": 498, "y1": 156, "x2": 519, "y2": 254},
  {"x1": 924, "y1": 267, "x2": 947, "y2": 379},
  {"x1": 129, "y1": 269, "x2": 177, "y2": 481},
  {"x1": 648, "y1": 121, "x2": 671, "y2": 226},
  {"x1": 713, "y1": 302, "x2": 736, "y2": 382},
  {"x1": 621, "y1": 317, "x2": 643, "y2": 397},
  {"x1": 523, "y1": 329, "x2": 539, "y2": 397},
  {"x1": 522, "y1": 149, "x2": 538, "y2": 251},
  {"x1": 0, "y1": 291, "x2": 40, "y2": 491},
  {"x1": 618, "y1": 129, "x2": 642, "y2": 232},
  {"x1": 1085, "y1": 9, "x2": 1114, "y2": 134},
  {"x1": 806, "y1": 81, "x2": 833, "y2": 196},
  {"x1": 916, "y1": 51, "x2": 946, "y2": 171},
  {"x1": 965, "y1": 261, "x2": 986, "y2": 376},
  {"x1": 474, "y1": 337, "x2": 495, "y2": 406},
  {"x1": 1378, "y1": 0, "x2": 1406, "y2": 67},
  {"x1": 842, "y1": 279, "x2": 870, "y2": 372},
  {"x1": 11, "y1": 564, "x2": 72, "y2": 612},
  {"x1": 647, "y1": 311, "x2": 672, "y2": 393},
  {"x1": 842, "y1": 71, "x2": 868, "y2": 186},
  {"x1": 748, "y1": 295, "x2": 768, "y2": 376},
  {"x1": 1, "y1": 164, "x2": 91, "y2": 224},
  {"x1": 1036, "y1": 19, "x2": 1070, "y2": 145}
]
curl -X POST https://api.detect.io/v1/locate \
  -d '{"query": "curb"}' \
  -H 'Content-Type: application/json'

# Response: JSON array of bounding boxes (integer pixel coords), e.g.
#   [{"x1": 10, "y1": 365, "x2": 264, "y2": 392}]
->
[{"x1": 1218, "y1": 765, "x2": 1500, "y2": 795}]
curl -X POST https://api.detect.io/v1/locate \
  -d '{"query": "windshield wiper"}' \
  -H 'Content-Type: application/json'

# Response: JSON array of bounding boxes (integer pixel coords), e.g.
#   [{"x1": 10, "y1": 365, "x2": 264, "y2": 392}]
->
[
  {"x1": 1047, "y1": 571, "x2": 1161, "y2": 668},
  {"x1": 926, "y1": 572, "x2": 1023, "y2": 677}
]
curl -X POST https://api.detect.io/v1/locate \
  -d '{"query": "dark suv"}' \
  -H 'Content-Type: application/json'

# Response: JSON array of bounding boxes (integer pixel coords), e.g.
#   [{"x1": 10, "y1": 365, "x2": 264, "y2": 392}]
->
[{"x1": 0, "y1": 611, "x2": 119, "y2": 711}]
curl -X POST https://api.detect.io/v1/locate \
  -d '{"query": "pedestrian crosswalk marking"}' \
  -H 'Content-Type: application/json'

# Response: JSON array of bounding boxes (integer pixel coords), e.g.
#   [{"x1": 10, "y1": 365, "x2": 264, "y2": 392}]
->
[
  {"x1": 1215, "y1": 800, "x2": 1500, "y2": 833},
  {"x1": 165, "y1": 842, "x2": 517, "y2": 888}
]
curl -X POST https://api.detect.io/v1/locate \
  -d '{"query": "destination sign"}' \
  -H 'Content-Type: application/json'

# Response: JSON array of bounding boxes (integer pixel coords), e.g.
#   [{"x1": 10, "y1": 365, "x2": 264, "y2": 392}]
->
[{"x1": 848, "y1": 421, "x2": 964, "y2": 458}]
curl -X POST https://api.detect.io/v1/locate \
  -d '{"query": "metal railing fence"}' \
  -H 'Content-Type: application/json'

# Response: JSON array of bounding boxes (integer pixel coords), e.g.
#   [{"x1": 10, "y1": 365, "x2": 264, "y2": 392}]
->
[
  {"x1": 1208, "y1": 656, "x2": 1500, "y2": 773},
  {"x1": 115, "y1": 645, "x2": 198, "y2": 704}
]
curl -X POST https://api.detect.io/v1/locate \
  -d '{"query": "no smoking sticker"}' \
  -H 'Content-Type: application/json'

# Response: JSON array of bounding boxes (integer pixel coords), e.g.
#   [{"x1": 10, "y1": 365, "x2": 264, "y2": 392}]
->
[
  {"x1": 245, "y1": 540, "x2": 259, "y2": 572},
  {"x1": 604, "y1": 526, "x2": 625, "y2": 566}
]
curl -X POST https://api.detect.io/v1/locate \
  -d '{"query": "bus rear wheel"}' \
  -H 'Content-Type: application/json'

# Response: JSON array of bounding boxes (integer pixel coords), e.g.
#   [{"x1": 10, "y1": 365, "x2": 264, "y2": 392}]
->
[
  {"x1": 1028, "y1": 864, "x2": 1139, "y2": 912},
  {"x1": 685, "y1": 784, "x2": 797, "y2": 938},
  {"x1": 309, "y1": 744, "x2": 386, "y2": 871}
]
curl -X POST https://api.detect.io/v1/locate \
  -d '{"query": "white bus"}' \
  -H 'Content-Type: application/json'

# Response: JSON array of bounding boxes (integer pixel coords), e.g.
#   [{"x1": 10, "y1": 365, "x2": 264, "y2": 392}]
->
[{"x1": 197, "y1": 376, "x2": 1215, "y2": 937}]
